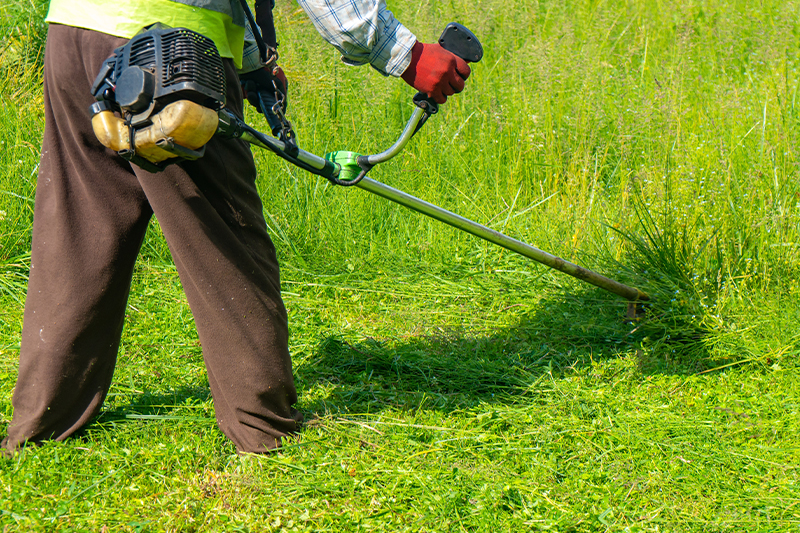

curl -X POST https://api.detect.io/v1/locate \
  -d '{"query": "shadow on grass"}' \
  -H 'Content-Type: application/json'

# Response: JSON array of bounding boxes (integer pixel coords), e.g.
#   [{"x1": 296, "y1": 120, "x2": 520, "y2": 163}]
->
[
  {"x1": 79, "y1": 286, "x2": 721, "y2": 428},
  {"x1": 93, "y1": 386, "x2": 213, "y2": 423},
  {"x1": 295, "y1": 286, "x2": 719, "y2": 415}
]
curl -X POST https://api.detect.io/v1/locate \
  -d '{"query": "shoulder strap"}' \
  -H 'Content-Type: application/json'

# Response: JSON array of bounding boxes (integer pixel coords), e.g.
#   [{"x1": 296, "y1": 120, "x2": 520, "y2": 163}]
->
[
  {"x1": 255, "y1": 0, "x2": 278, "y2": 49},
  {"x1": 238, "y1": 0, "x2": 278, "y2": 64}
]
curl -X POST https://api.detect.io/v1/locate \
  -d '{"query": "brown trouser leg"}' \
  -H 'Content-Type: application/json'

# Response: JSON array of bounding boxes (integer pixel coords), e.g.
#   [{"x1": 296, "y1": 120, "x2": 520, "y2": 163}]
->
[{"x1": 2, "y1": 24, "x2": 302, "y2": 454}]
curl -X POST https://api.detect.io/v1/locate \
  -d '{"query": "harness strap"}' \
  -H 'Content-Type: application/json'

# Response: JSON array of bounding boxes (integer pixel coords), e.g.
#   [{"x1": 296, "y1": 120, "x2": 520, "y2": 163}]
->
[
  {"x1": 255, "y1": 0, "x2": 278, "y2": 49},
  {"x1": 238, "y1": 0, "x2": 277, "y2": 65}
]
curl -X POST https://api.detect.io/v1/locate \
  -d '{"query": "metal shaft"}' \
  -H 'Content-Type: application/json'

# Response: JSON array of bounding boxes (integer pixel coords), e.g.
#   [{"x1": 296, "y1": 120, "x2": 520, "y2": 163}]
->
[
  {"x1": 240, "y1": 130, "x2": 334, "y2": 174},
  {"x1": 355, "y1": 177, "x2": 649, "y2": 302},
  {"x1": 227, "y1": 110, "x2": 649, "y2": 303}
]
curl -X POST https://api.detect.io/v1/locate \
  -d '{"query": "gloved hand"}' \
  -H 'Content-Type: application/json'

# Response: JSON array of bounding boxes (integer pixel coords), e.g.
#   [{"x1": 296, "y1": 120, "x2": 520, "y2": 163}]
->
[
  {"x1": 401, "y1": 41, "x2": 471, "y2": 104},
  {"x1": 240, "y1": 65, "x2": 289, "y2": 137}
]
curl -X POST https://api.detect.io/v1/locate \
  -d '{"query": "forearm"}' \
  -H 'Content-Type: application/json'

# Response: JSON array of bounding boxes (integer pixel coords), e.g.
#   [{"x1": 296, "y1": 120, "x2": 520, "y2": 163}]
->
[{"x1": 297, "y1": 0, "x2": 417, "y2": 76}]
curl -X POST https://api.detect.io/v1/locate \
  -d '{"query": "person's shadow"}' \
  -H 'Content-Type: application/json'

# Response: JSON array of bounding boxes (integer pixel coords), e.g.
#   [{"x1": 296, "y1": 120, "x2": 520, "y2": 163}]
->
[
  {"x1": 293, "y1": 286, "x2": 713, "y2": 416},
  {"x1": 96, "y1": 285, "x2": 713, "y2": 425}
]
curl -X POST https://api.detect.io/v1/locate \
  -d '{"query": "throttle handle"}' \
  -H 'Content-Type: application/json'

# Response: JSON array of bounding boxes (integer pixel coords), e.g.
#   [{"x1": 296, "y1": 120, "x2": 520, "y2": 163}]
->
[
  {"x1": 438, "y1": 22, "x2": 483, "y2": 63},
  {"x1": 413, "y1": 23, "x2": 483, "y2": 112}
]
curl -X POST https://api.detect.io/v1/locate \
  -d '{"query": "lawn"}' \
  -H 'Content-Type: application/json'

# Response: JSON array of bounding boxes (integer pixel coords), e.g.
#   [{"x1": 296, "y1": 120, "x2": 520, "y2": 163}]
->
[{"x1": 1, "y1": 0, "x2": 800, "y2": 531}]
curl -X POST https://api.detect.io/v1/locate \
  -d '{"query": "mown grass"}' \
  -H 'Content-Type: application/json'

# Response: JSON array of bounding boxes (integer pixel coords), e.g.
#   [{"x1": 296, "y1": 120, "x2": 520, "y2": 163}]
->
[
  {"x1": 3, "y1": 265, "x2": 799, "y2": 531},
  {"x1": 2, "y1": 0, "x2": 800, "y2": 531}
]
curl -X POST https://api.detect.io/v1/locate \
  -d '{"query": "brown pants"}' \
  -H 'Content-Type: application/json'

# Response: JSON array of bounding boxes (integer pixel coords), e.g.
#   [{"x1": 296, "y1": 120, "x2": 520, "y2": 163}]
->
[{"x1": 2, "y1": 24, "x2": 302, "y2": 454}]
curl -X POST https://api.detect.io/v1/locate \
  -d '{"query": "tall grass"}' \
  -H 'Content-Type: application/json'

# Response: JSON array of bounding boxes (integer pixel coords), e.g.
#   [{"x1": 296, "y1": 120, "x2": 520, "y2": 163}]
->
[
  {"x1": 3, "y1": 0, "x2": 800, "y2": 366},
  {"x1": 0, "y1": 0, "x2": 44, "y2": 267},
  {"x1": 3, "y1": 0, "x2": 800, "y2": 278},
  {"x1": 3, "y1": 1, "x2": 800, "y2": 530},
  {"x1": 252, "y1": 0, "x2": 800, "y2": 283}
]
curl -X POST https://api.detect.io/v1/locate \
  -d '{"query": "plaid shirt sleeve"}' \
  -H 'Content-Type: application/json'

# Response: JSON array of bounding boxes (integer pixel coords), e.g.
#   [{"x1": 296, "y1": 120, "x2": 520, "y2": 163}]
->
[
  {"x1": 240, "y1": 22, "x2": 265, "y2": 74},
  {"x1": 296, "y1": 0, "x2": 417, "y2": 77}
]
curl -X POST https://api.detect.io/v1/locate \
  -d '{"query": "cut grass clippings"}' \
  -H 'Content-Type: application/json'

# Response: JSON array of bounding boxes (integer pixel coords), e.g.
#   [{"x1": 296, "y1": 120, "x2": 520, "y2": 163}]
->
[
  {"x1": 2, "y1": 263, "x2": 799, "y2": 531},
  {"x1": 2, "y1": 0, "x2": 800, "y2": 530}
]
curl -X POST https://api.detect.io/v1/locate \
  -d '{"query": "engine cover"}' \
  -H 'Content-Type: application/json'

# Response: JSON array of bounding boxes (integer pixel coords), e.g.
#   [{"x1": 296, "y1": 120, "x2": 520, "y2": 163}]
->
[
  {"x1": 89, "y1": 25, "x2": 227, "y2": 172},
  {"x1": 91, "y1": 24, "x2": 226, "y2": 126}
]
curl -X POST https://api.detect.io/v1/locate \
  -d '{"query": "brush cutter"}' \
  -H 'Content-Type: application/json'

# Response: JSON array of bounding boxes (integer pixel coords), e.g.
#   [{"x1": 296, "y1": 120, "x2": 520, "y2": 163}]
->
[{"x1": 88, "y1": 23, "x2": 649, "y2": 315}]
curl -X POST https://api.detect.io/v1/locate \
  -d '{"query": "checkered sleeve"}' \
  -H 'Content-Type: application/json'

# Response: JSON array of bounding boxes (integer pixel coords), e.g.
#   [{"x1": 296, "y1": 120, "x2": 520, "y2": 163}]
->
[
  {"x1": 239, "y1": 21, "x2": 265, "y2": 74},
  {"x1": 296, "y1": 0, "x2": 417, "y2": 77}
]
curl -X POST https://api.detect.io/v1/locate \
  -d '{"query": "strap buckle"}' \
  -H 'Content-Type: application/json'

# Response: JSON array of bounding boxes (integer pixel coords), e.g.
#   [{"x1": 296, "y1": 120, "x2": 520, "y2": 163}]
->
[{"x1": 270, "y1": 76, "x2": 296, "y2": 146}]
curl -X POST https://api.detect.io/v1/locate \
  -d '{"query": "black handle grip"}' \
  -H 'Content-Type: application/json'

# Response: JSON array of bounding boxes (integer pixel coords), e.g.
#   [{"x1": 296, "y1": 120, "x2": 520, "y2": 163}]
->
[{"x1": 438, "y1": 22, "x2": 483, "y2": 63}]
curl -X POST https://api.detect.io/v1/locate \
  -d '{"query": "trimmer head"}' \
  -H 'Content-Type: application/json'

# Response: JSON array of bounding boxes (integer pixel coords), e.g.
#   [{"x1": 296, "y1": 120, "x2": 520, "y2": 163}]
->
[{"x1": 627, "y1": 301, "x2": 648, "y2": 321}]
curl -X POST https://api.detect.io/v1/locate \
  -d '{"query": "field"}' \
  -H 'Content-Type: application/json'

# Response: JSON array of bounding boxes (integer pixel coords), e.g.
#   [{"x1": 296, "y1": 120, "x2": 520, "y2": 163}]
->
[{"x1": 2, "y1": 0, "x2": 800, "y2": 531}]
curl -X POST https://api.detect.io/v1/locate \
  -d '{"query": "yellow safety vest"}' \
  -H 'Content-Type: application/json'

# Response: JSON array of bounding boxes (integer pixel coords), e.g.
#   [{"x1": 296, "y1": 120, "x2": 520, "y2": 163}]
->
[{"x1": 46, "y1": 0, "x2": 247, "y2": 68}]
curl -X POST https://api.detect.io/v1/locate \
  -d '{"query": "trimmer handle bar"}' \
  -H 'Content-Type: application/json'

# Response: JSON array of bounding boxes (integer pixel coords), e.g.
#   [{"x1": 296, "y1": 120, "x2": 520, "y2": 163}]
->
[
  {"x1": 322, "y1": 23, "x2": 485, "y2": 187},
  {"x1": 412, "y1": 22, "x2": 484, "y2": 115}
]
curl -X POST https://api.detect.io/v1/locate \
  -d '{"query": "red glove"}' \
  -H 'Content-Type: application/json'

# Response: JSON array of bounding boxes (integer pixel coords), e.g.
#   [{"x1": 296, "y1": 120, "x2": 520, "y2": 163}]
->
[{"x1": 401, "y1": 41, "x2": 471, "y2": 104}]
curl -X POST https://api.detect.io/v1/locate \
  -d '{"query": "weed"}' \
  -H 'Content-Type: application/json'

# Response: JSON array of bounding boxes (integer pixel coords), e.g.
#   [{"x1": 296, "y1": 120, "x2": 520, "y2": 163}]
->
[{"x1": 1, "y1": 0, "x2": 800, "y2": 531}]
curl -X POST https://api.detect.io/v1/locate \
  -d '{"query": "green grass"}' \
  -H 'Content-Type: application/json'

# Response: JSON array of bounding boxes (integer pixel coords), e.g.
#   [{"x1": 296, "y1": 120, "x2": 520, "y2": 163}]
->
[
  {"x1": 2, "y1": 265, "x2": 799, "y2": 531},
  {"x1": 2, "y1": 0, "x2": 800, "y2": 530}
]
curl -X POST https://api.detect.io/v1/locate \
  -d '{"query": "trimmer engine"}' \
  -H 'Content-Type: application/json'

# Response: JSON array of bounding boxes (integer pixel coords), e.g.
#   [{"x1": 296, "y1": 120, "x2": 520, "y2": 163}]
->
[{"x1": 89, "y1": 25, "x2": 227, "y2": 171}]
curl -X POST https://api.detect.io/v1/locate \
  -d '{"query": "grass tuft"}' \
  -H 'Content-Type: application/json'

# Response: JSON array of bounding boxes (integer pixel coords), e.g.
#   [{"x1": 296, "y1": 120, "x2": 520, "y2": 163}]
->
[
  {"x1": 0, "y1": 252, "x2": 29, "y2": 303},
  {"x1": 2, "y1": 0, "x2": 800, "y2": 530}
]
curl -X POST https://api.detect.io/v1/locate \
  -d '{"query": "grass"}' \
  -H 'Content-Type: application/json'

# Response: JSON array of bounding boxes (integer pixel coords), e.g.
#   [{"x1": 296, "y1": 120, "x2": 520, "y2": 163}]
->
[
  {"x1": 3, "y1": 265, "x2": 799, "y2": 531},
  {"x1": 2, "y1": 0, "x2": 800, "y2": 530}
]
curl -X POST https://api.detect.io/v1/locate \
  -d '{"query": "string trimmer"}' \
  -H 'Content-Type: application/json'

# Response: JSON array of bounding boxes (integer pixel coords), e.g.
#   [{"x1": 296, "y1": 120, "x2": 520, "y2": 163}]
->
[{"x1": 88, "y1": 23, "x2": 649, "y2": 316}]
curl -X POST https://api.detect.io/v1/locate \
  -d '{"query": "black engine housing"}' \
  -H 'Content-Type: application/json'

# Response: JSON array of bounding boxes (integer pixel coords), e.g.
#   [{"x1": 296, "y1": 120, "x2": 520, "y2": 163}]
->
[{"x1": 91, "y1": 25, "x2": 226, "y2": 126}]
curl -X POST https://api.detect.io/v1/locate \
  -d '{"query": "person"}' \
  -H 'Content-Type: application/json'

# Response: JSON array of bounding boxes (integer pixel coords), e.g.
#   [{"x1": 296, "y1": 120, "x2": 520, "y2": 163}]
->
[{"x1": 1, "y1": 0, "x2": 471, "y2": 455}]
